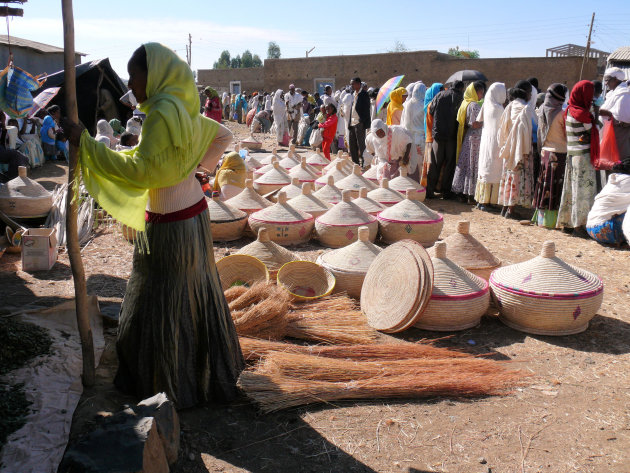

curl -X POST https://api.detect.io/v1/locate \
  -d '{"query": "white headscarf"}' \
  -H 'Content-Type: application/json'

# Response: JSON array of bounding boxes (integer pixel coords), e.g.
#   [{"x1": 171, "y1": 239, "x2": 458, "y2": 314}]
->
[
  {"x1": 126, "y1": 117, "x2": 142, "y2": 136},
  {"x1": 95, "y1": 119, "x2": 116, "y2": 149},
  {"x1": 405, "y1": 82, "x2": 417, "y2": 97},
  {"x1": 604, "y1": 67, "x2": 626, "y2": 82},
  {"x1": 272, "y1": 89, "x2": 286, "y2": 115},
  {"x1": 368, "y1": 119, "x2": 389, "y2": 161},
  {"x1": 477, "y1": 82, "x2": 507, "y2": 183},
  {"x1": 401, "y1": 82, "x2": 426, "y2": 136}
]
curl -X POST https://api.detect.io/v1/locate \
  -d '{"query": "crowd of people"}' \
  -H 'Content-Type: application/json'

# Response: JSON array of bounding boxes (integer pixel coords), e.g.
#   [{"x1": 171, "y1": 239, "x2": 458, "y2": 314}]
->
[{"x1": 206, "y1": 68, "x2": 630, "y2": 247}]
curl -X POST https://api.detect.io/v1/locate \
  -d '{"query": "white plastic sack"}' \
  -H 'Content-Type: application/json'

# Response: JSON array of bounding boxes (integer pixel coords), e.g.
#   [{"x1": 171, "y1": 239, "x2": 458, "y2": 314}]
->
[
  {"x1": 623, "y1": 203, "x2": 630, "y2": 244},
  {"x1": 309, "y1": 128, "x2": 323, "y2": 148}
]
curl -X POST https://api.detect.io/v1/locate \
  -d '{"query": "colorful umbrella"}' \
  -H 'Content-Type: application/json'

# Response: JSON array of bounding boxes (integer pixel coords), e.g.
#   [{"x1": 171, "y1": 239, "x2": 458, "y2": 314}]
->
[{"x1": 375, "y1": 75, "x2": 404, "y2": 115}]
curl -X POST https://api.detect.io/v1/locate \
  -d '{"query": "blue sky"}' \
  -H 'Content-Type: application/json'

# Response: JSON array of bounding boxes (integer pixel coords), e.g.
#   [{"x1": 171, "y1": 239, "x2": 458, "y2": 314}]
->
[{"x1": 6, "y1": 1, "x2": 630, "y2": 80}]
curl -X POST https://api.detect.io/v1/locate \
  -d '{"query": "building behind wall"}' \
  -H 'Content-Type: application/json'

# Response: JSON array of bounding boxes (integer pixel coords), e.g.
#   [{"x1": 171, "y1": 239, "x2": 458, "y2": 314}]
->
[
  {"x1": 197, "y1": 49, "x2": 599, "y2": 95},
  {"x1": 0, "y1": 35, "x2": 84, "y2": 77}
]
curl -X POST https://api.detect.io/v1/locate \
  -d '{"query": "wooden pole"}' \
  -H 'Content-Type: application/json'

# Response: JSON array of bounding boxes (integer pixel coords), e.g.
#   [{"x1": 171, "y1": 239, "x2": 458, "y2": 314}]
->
[
  {"x1": 62, "y1": 0, "x2": 95, "y2": 387},
  {"x1": 579, "y1": 12, "x2": 595, "y2": 81}
]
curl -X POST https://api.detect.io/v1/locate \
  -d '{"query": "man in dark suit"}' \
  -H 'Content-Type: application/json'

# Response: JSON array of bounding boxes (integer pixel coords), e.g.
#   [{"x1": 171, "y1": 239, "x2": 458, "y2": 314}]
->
[{"x1": 348, "y1": 77, "x2": 371, "y2": 167}]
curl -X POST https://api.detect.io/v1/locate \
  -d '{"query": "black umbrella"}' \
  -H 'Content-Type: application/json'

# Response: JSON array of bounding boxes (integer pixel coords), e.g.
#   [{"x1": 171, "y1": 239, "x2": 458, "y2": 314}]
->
[{"x1": 445, "y1": 70, "x2": 488, "y2": 84}]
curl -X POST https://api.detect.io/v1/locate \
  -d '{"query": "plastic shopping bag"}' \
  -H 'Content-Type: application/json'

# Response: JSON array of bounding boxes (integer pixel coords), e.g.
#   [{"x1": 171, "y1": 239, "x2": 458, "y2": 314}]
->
[{"x1": 595, "y1": 120, "x2": 621, "y2": 170}]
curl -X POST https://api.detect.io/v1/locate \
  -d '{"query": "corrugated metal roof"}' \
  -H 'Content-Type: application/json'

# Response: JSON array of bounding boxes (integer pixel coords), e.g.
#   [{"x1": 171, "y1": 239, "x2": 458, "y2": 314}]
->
[
  {"x1": 0, "y1": 35, "x2": 86, "y2": 56},
  {"x1": 608, "y1": 46, "x2": 630, "y2": 62}
]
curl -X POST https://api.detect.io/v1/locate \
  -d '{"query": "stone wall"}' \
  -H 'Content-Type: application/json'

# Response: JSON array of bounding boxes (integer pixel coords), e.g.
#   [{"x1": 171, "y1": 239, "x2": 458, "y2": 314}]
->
[{"x1": 197, "y1": 66, "x2": 264, "y2": 95}]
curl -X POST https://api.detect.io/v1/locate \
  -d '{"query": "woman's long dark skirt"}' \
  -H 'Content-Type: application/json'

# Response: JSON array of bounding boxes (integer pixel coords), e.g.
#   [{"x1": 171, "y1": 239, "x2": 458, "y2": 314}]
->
[{"x1": 114, "y1": 208, "x2": 244, "y2": 408}]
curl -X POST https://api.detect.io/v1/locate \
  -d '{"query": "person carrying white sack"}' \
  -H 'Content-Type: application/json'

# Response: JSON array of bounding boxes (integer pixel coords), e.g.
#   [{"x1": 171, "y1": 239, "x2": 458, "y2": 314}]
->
[
  {"x1": 365, "y1": 119, "x2": 412, "y2": 181},
  {"x1": 586, "y1": 172, "x2": 630, "y2": 245},
  {"x1": 400, "y1": 81, "x2": 427, "y2": 182}
]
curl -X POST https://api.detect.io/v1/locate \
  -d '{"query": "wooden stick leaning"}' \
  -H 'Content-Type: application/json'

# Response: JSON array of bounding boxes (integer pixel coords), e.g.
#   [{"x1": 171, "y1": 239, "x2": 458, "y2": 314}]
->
[{"x1": 62, "y1": 0, "x2": 95, "y2": 386}]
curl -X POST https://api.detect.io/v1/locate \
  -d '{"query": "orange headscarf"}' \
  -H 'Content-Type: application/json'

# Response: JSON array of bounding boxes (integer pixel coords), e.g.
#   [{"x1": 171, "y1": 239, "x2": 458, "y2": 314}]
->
[{"x1": 386, "y1": 87, "x2": 407, "y2": 125}]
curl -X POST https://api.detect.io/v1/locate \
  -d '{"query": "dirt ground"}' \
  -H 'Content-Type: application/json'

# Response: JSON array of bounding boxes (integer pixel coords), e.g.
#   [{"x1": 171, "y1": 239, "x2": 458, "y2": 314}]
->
[{"x1": 2, "y1": 122, "x2": 629, "y2": 473}]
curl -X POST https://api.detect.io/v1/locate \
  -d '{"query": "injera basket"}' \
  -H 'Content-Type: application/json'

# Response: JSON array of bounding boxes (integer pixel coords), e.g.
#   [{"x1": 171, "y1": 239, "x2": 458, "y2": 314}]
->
[
  {"x1": 236, "y1": 228, "x2": 299, "y2": 278},
  {"x1": 315, "y1": 190, "x2": 378, "y2": 248},
  {"x1": 312, "y1": 176, "x2": 343, "y2": 205},
  {"x1": 428, "y1": 220, "x2": 501, "y2": 281},
  {"x1": 314, "y1": 162, "x2": 350, "y2": 190},
  {"x1": 335, "y1": 164, "x2": 378, "y2": 198},
  {"x1": 322, "y1": 153, "x2": 353, "y2": 174},
  {"x1": 256, "y1": 149, "x2": 280, "y2": 165},
  {"x1": 244, "y1": 154, "x2": 263, "y2": 170},
  {"x1": 248, "y1": 191, "x2": 315, "y2": 246},
  {"x1": 216, "y1": 254, "x2": 269, "y2": 290},
  {"x1": 280, "y1": 178, "x2": 304, "y2": 200},
  {"x1": 316, "y1": 226, "x2": 382, "y2": 298},
  {"x1": 225, "y1": 179, "x2": 273, "y2": 215},
  {"x1": 367, "y1": 178, "x2": 404, "y2": 207},
  {"x1": 388, "y1": 166, "x2": 426, "y2": 201},
  {"x1": 240, "y1": 136, "x2": 262, "y2": 149},
  {"x1": 415, "y1": 242, "x2": 490, "y2": 331},
  {"x1": 377, "y1": 190, "x2": 443, "y2": 247},
  {"x1": 0, "y1": 166, "x2": 52, "y2": 218},
  {"x1": 277, "y1": 260, "x2": 336, "y2": 301},
  {"x1": 362, "y1": 165, "x2": 378, "y2": 183},
  {"x1": 490, "y1": 241, "x2": 604, "y2": 336},
  {"x1": 288, "y1": 158, "x2": 319, "y2": 182},
  {"x1": 352, "y1": 187, "x2": 385, "y2": 216},
  {"x1": 287, "y1": 183, "x2": 332, "y2": 219},
  {"x1": 207, "y1": 192, "x2": 248, "y2": 242},
  {"x1": 306, "y1": 148, "x2": 329, "y2": 172},
  {"x1": 278, "y1": 153, "x2": 300, "y2": 171},
  {"x1": 253, "y1": 157, "x2": 280, "y2": 177},
  {"x1": 253, "y1": 162, "x2": 292, "y2": 195},
  {"x1": 361, "y1": 239, "x2": 433, "y2": 333}
]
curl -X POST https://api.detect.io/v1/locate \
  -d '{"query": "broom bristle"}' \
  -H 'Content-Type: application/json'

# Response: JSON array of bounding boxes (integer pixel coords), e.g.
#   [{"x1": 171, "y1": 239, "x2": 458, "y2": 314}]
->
[
  {"x1": 224, "y1": 285, "x2": 248, "y2": 303},
  {"x1": 228, "y1": 281, "x2": 278, "y2": 312}
]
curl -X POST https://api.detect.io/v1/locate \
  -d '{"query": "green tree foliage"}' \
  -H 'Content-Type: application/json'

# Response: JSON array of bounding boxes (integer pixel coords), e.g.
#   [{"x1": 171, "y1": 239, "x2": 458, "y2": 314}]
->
[
  {"x1": 213, "y1": 50, "x2": 264, "y2": 69},
  {"x1": 447, "y1": 46, "x2": 480, "y2": 59},
  {"x1": 230, "y1": 55, "x2": 242, "y2": 69},
  {"x1": 388, "y1": 41, "x2": 408, "y2": 53},
  {"x1": 252, "y1": 54, "x2": 263, "y2": 67},
  {"x1": 267, "y1": 41, "x2": 281, "y2": 59},
  {"x1": 241, "y1": 50, "x2": 254, "y2": 68},
  {"x1": 213, "y1": 50, "x2": 231, "y2": 69}
]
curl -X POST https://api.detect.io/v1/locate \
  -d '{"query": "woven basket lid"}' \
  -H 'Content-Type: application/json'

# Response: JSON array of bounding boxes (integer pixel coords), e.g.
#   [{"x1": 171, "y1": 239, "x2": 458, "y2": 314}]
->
[
  {"x1": 288, "y1": 182, "x2": 332, "y2": 214},
  {"x1": 257, "y1": 148, "x2": 280, "y2": 165},
  {"x1": 254, "y1": 162, "x2": 292, "y2": 185},
  {"x1": 367, "y1": 178, "x2": 405, "y2": 206},
  {"x1": 430, "y1": 242, "x2": 488, "y2": 299},
  {"x1": 288, "y1": 158, "x2": 318, "y2": 182},
  {"x1": 362, "y1": 165, "x2": 378, "y2": 182},
  {"x1": 306, "y1": 148, "x2": 329, "y2": 167},
  {"x1": 207, "y1": 191, "x2": 247, "y2": 222},
  {"x1": 254, "y1": 156, "x2": 279, "y2": 176},
  {"x1": 225, "y1": 179, "x2": 273, "y2": 212},
  {"x1": 352, "y1": 187, "x2": 385, "y2": 215},
  {"x1": 236, "y1": 228, "x2": 298, "y2": 271},
  {"x1": 278, "y1": 153, "x2": 300, "y2": 170},
  {"x1": 280, "y1": 178, "x2": 304, "y2": 200},
  {"x1": 429, "y1": 221, "x2": 501, "y2": 270},
  {"x1": 335, "y1": 164, "x2": 378, "y2": 193},
  {"x1": 0, "y1": 166, "x2": 52, "y2": 199},
  {"x1": 323, "y1": 153, "x2": 353, "y2": 174},
  {"x1": 317, "y1": 190, "x2": 377, "y2": 226},
  {"x1": 281, "y1": 145, "x2": 301, "y2": 159},
  {"x1": 249, "y1": 191, "x2": 314, "y2": 225},
  {"x1": 489, "y1": 241, "x2": 603, "y2": 297},
  {"x1": 389, "y1": 166, "x2": 424, "y2": 193},
  {"x1": 378, "y1": 190, "x2": 442, "y2": 223},
  {"x1": 319, "y1": 226, "x2": 382, "y2": 274},
  {"x1": 315, "y1": 161, "x2": 350, "y2": 188},
  {"x1": 245, "y1": 154, "x2": 263, "y2": 170},
  {"x1": 312, "y1": 176, "x2": 343, "y2": 204}
]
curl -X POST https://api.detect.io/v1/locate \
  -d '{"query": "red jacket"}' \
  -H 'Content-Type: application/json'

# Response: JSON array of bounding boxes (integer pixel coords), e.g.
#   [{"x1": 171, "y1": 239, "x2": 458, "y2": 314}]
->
[{"x1": 319, "y1": 114, "x2": 338, "y2": 142}]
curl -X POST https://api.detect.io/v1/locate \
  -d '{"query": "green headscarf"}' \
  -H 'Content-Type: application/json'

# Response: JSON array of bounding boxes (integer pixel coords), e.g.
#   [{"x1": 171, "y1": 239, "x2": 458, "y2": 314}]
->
[
  {"x1": 109, "y1": 118, "x2": 126, "y2": 136},
  {"x1": 78, "y1": 42, "x2": 219, "y2": 232}
]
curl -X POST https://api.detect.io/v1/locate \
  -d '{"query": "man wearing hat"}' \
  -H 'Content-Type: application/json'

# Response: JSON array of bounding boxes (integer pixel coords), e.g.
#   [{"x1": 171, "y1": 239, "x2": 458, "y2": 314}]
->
[
  {"x1": 600, "y1": 67, "x2": 630, "y2": 169},
  {"x1": 285, "y1": 84, "x2": 303, "y2": 144}
]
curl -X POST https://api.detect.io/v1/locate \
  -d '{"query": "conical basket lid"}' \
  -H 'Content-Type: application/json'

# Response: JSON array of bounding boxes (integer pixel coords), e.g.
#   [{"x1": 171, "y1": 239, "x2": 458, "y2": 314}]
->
[
  {"x1": 288, "y1": 182, "x2": 332, "y2": 214},
  {"x1": 207, "y1": 192, "x2": 247, "y2": 222},
  {"x1": 280, "y1": 178, "x2": 304, "y2": 200},
  {"x1": 249, "y1": 191, "x2": 314, "y2": 225},
  {"x1": 322, "y1": 153, "x2": 353, "y2": 174},
  {"x1": 389, "y1": 166, "x2": 424, "y2": 193},
  {"x1": 378, "y1": 190, "x2": 441, "y2": 223},
  {"x1": 367, "y1": 178, "x2": 405, "y2": 206},
  {"x1": 352, "y1": 187, "x2": 385, "y2": 215},
  {"x1": 312, "y1": 176, "x2": 343, "y2": 204},
  {"x1": 237, "y1": 228, "x2": 298, "y2": 271},
  {"x1": 0, "y1": 166, "x2": 52, "y2": 199},
  {"x1": 306, "y1": 148, "x2": 329, "y2": 167},
  {"x1": 429, "y1": 221, "x2": 501, "y2": 270},
  {"x1": 254, "y1": 162, "x2": 292, "y2": 185},
  {"x1": 278, "y1": 153, "x2": 300, "y2": 170},
  {"x1": 288, "y1": 159, "x2": 318, "y2": 182},
  {"x1": 319, "y1": 226, "x2": 382, "y2": 273},
  {"x1": 254, "y1": 156, "x2": 280, "y2": 176},
  {"x1": 336, "y1": 165, "x2": 378, "y2": 193},
  {"x1": 245, "y1": 154, "x2": 263, "y2": 170},
  {"x1": 317, "y1": 190, "x2": 376, "y2": 226},
  {"x1": 430, "y1": 242, "x2": 488, "y2": 298},
  {"x1": 315, "y1": 161, "x2": 350, "y2": 187},
  {"x1": 490, "y1": 241, "x2": 603, "y2": 297},
  {"x1": 362, "y1": 165, "x2": 378, "y2": 181},
  {"x1": 257, "y1": 148, "x2": 280, "y2": 165},
  {"x1": 281, "y1": 144, "x2": 302, "y2": 159},
  {"x1": 225, "y1": 179, "x2": 273, "y2": 211}
]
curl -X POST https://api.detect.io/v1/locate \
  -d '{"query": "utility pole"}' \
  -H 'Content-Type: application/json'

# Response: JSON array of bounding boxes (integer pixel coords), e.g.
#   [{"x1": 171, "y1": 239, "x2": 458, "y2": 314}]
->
[
  {"x1": 187, "y1": 33, "x2": 192, "y2": 66},
  {"x1": 580, "y1": 12, "x2": 595, "y2": 80},
  {"x1": 306, "y1": 46, "x2": 315, "y2": 58}
]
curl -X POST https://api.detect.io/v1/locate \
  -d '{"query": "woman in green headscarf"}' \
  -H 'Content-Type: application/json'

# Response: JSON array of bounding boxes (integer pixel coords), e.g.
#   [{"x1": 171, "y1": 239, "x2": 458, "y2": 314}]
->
[{"x1": 65, "y1": 43, "x2": 243, "y2": 408}]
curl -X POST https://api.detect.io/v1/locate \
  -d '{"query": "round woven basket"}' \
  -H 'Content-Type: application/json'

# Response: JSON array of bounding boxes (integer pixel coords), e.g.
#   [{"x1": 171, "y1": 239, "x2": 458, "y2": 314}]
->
[
  {"x1": 280, "y1": 178, "x2": 304, "y2": 200},
  {"x1": 362, "y1": 165, "x2": 378, "y2": 183},
  {"x1": 312, "y1": 175, "x2": 343, "y2": 205},
  {"x1": 289, "y1": 158, "x2": 319, "y2": 182},
  {"x1": 316, "y1": 226, "x2": 382, "y2": 298},
  {"x1": 429, "y1": 220, "x2": 501, "y2": 281},
  {"x1": 253, "y1": 157, "x2": 279, "y2": 177},
  {"x1": 207, "y1": 192, "x2": 248, "y2": 242},
  {"x1": 490, "y1": 241, "x2": 604, "y2": 336},
  {"x1": 306, "y1": 148, "x2": 329, "y2": 172},
  {"x1": 415, "y1": 242, "x2": 489, "y2": 331},
  {"x1": 256, "y1": 148, "x2": 280, "y2": 165},
  {"x1": 314, "y1": 162, "x2": 350, "y2": 190},
  {"x1": 0, "y1": 166, "x2": 53, "y2": 218},
  {"x1": 287, "y1": 182, "x2": 332, "y2": 219},
  {"x1": 367, "y1": 178, "x2": 405, "y2": 207},
  {"x1": 248, "y1": 191, "x2": 315, "y2": 246},
  {"x1": 352, "y1": 187, "x2": 385, "y2": 216},
  {"x1": 216, "y1": 254, "x2": 270, "y2": 290},
  {"x1": 278, "y1": 153, "x2": 300, "y2": 171},
  {"x1": 315, "y1": 190, "x2": 378, "y2": 248},
  {"x1": 377, "y1": 190, "x2": 443, "y2": 246},
  {"x1": 277, "y1": 260, "x2": 336, "y2": 301},
  {"x1": 240, "y1": 136, "x2": 262, "y2": 150},
  {"x1": 335, "y1": 164, "x2": 378, "y2": 198},
  {"x1": 323, "y1": 152, "x2": 353, "y2": 174},
  {"x1": 236, "y1": 228, "x2": 299, "y2": 278},
  {"x1": 244, "y1": 154, "x2": 263, "y2": 170},
  {"x1": 253, "y1": 162, "x2": 292, "y2": 195},
  {"x1": 225, "y1": 179, "x2": 273, "y2": 215},
  {"x1": 389, "y1": 166, "x2": 426, "y2": 201}
]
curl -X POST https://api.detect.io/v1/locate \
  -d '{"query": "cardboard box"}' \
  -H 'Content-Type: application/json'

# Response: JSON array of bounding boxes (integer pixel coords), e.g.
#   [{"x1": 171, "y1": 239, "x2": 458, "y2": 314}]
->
[{"x1": 21, "y1": 228, "x2": 58, "y2": 272}]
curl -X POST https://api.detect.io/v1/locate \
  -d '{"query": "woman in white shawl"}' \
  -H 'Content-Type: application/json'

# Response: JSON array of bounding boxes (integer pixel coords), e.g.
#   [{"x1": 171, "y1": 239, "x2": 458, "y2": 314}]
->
[
  {"x1": 271, "y1": 89, "x2": 288, "y2": 145},
  {"x1": 400, "y1": 81, "x2": 427, "y2": 182},
  {"x1": 474, "y1": 82, "x2": 506, "y2": 209},
  {"x1": 365, "y1": 119, "x2": 412, "y2": 181},
  {"x1": 95, "y1": 119, "x2": 117, "y2": 149},
  {"x1": 497, "y1": 81, "x2": 534, "y2": 219}
]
